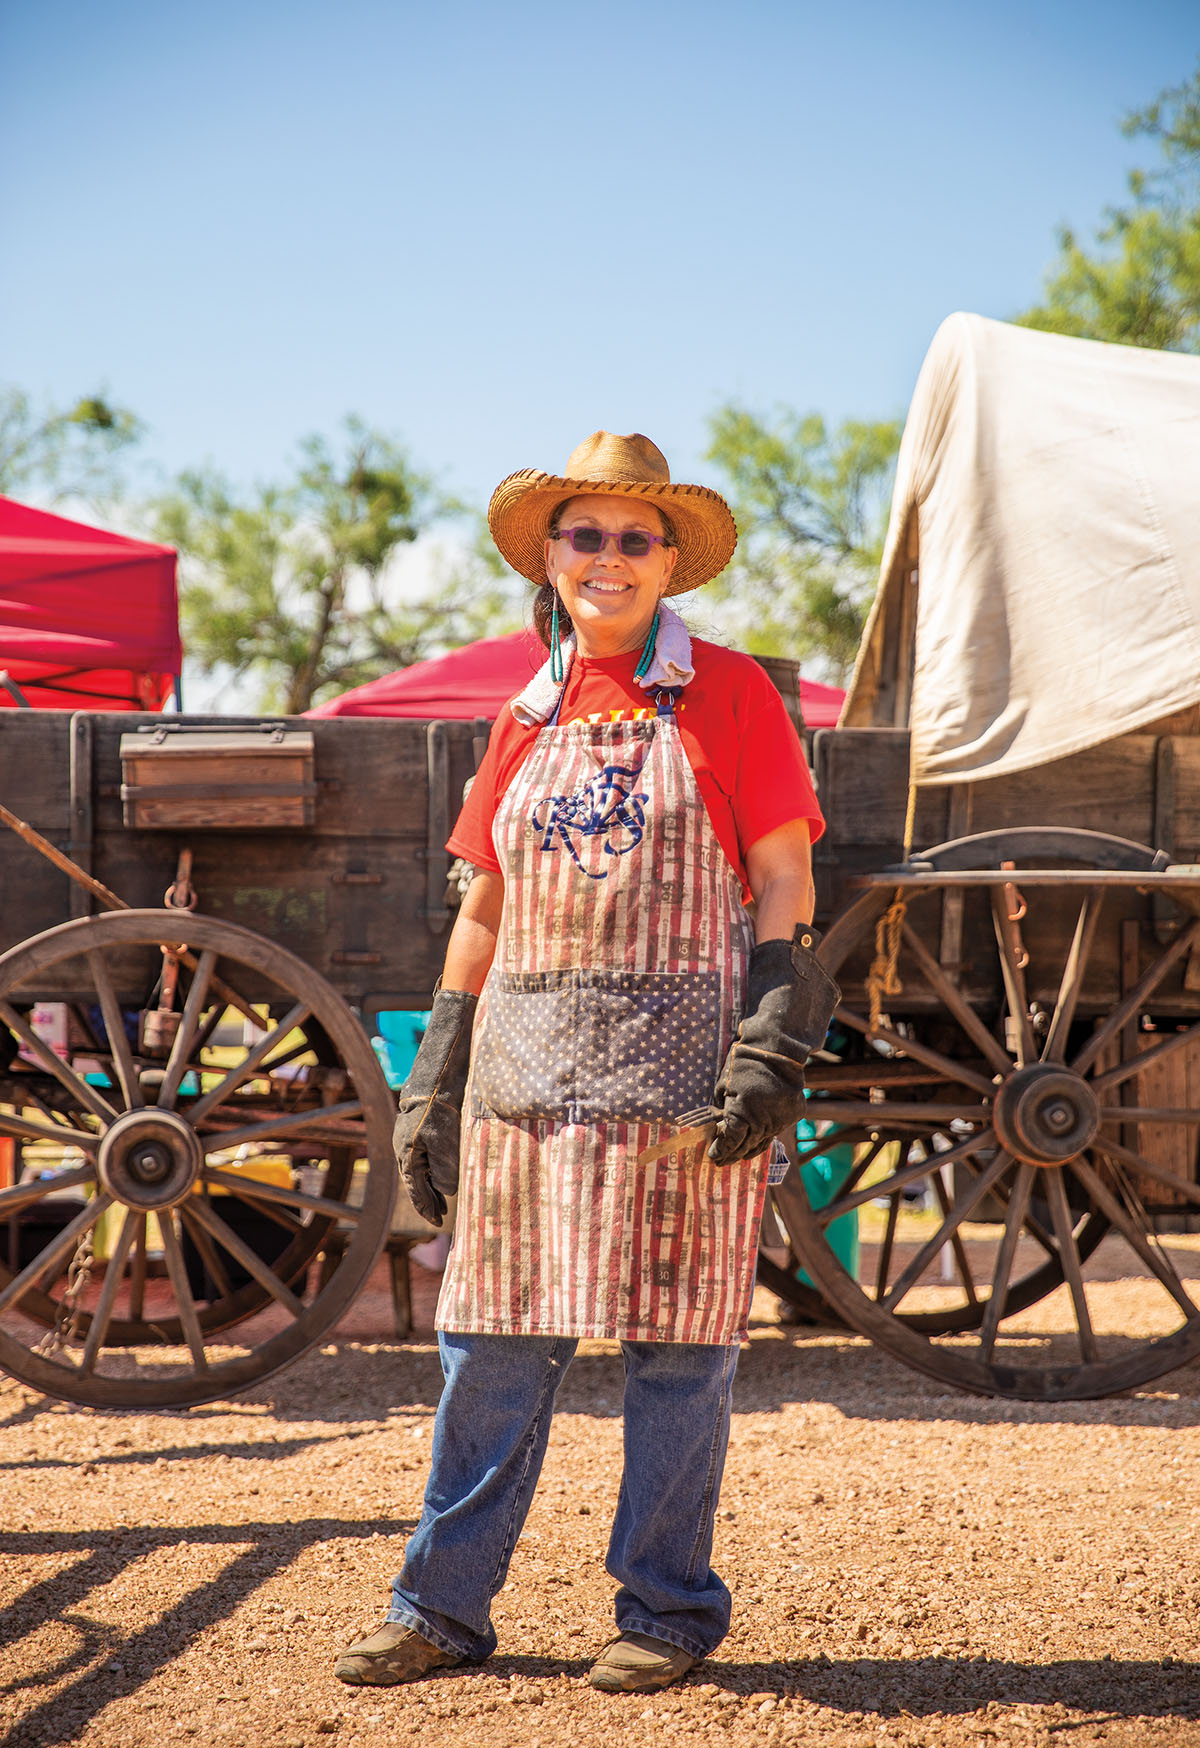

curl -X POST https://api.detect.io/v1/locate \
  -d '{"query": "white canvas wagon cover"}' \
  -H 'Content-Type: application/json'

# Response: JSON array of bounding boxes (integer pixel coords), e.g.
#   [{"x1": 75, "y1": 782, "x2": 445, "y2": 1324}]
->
[{"x1": 842, "y1": 313, "x2": 1200, "y2": 785}]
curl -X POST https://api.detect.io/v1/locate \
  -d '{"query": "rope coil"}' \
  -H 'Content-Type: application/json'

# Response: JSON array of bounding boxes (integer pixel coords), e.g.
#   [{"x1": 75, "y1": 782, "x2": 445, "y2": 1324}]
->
[{"x1": 867, "y1": 890, "x2": 908, "y2": 1032}]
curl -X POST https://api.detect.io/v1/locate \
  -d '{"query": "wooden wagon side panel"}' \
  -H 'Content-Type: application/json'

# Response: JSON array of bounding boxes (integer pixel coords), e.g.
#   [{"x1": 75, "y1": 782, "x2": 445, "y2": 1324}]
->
[{"x1": 0, "y1": 712, "x2": 481, "y2": 1011}]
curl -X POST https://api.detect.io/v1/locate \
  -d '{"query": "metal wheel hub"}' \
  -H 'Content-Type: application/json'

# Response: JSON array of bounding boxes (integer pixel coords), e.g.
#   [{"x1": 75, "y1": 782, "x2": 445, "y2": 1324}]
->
[
  {"x1": 97, "y1": 1108, "x2": 205, "y2": 1210},
  {"x1": 992, "y1": 1063, "x2": 1100, "y2": 1167}
]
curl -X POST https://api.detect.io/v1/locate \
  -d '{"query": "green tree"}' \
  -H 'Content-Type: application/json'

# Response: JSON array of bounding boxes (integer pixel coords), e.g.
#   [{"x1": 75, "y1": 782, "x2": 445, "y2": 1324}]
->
[
  {"x1": 702, "y1": 405, "x2": 902, "y2": 680},
  {"x1": 154, "y1": 418, "x2": 520, "y2": 714},
  {"x1": 1018, "y1": 64, "x2": 1200, "y2": 349},
  {"x1": 0, "y1": 386, "x2": 143, "y2": 504}
]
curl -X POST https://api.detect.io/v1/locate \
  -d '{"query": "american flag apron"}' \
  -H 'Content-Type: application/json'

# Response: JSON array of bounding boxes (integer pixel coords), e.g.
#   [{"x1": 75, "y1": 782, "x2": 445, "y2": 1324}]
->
[{"x1": 436, "y1": 693, "x2": 769, "y2": 1344}]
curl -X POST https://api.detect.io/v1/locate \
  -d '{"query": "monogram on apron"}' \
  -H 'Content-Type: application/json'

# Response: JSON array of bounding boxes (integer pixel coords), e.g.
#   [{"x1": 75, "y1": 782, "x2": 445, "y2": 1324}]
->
[{"x1": 436, "y1": 690, "x2": 768, "y2": 1345}]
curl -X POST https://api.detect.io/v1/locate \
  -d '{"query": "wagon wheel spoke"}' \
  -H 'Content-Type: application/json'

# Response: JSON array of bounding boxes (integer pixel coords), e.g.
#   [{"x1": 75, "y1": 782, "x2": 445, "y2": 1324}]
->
[
  {"x1": 197, "y1": 1100, "x2": 365, "y2": 1153},
  {"x1": 791, "y1": 1126, "x2": 871, "y2": 1174},
  {"x1": 80, "y1": 1208, "x2": 141, "y2": 1375},
  {"x1": 881, "y1": 1149, "x2": 1013, "y2": 1312},
  {"x1": 799, "y1": 1100, "x2": 990, "y2": 1127},
  {"x1": 963, "y1": 1155, "x2": 1058, "y2": 1260},
  {"x1": 833, "y1": 1006, "x2": 995, "y2": 1097},
  {"x1": 158, "y1": 1212, "x2": 209, "y2": 1371},
  {"x1": 979, "y1": 1161, "x2": 1036, "y2": 1359},
  {"x1": 1094, "y1": 1133, "x2": 1200, "y2": 1208},
  {"x1": 184, "y1": 1195, "x2": 305, "y2": 1318},
  {"x1": 0, "y1": 1164, "x2": 95, "y2": 1215},
  {"x1": 1073, "y1": 916, "x2": 1200, "y2": 1075},
  {"x1": 0, "y1": 1193, "x2": 112, "y2": 1318},
  {"x1": 1041, "y1": 1167, "x2": 1098, "y2": 1363},
  {"x1": 1099, "y1": 1106, "x2": 1200, "y2": 1124},
  {"x1": 214, "y1": 1185, "x2": 306, "y2": 1237},
  {"x1": 0, "y1": 1105, "x2": 98, "y2": 1151},
  {"x1": 1071, "y1": 1154, "x2": 1198, "y2": 1319},
  {"x1": 1041, "y1": 891, "x2": 1105, "y2": 1064},
  {"x1": 128, "y1": 1215, "x2": 148, "y2": 1321},
  {"x1": 86, "y1": 950, "x2": 143, "y2": 1111},
  {"x1": 0, "y1": 1000, "x2": 118, "y2": 1127},
  {"x1": 202, "y1": 1166, "x2": 367, "y2": 1224},
  {"x1": 820, "y1": 1127, "x2": 993, "y2": 1225},
  {"x1": 187, "y1": 1002, "x2": 312, "y2": 1125},
  {"x1": 874, "y1": 1186, "x2": 902, "y2": 1300},
  {"x1": 178, "y1": 1203, "x2": 235, "y2": 1301},
  {"x1": 900, "y1": 921, "x2": 1014, "y2": 1077},
  {"x1": 827, "y1": 1134, "x2": 888, "y2": 1209},
  {"x1": 931, "y1": 1166, "x2": 978, "y2": 1305},
  {"x1": 156, "y1": 949, "x2": 218, "y2": 1111},
  {"x1": 990, "y1": 889, "x2": 1036, "y2": 1066},
  {"x1": 1092, "y1": 1020, "x2": 1200, "y2": 1097}
]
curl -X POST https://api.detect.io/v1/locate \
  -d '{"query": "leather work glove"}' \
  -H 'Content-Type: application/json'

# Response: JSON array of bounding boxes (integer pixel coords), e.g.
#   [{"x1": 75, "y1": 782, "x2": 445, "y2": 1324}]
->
[
  {"x1": 393, "y1": 987, "x2": 478, "y2": 1226},
  {"x1": 708, "y1": 924, "x2": 840, "y2": 1167}
]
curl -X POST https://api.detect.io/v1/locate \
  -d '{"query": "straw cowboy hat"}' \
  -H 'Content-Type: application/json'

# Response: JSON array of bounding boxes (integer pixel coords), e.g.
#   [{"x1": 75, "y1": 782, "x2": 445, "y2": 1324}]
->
[{"x1": 487, "y1": 430, "x2": 738, "y2": 596}]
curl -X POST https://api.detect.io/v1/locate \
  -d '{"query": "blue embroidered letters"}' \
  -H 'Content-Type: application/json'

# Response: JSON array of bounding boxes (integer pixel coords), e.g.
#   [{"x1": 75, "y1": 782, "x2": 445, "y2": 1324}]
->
[{"x1": 530, "y1": 764, "x2": 649, "y2": 877}]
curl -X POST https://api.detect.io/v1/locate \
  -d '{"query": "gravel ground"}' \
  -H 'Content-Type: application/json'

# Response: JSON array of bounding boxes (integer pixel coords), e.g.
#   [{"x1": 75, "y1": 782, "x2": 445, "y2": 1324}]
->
[{"x1": 4, "y1": 1252, "x2": 1200, "y2": 1748}]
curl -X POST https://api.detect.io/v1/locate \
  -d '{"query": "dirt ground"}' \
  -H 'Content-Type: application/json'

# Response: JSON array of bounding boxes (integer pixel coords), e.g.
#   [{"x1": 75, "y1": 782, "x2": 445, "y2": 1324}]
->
[{"x1": 3, "y1": 1248, "x2": 1200, "y2": 1748}]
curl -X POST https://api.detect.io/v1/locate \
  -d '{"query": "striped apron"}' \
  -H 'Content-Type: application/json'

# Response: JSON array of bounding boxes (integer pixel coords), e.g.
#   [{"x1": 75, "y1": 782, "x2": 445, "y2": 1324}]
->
[{"x1": 436, "y1": 692, "x2": 768, "y2": 1344}]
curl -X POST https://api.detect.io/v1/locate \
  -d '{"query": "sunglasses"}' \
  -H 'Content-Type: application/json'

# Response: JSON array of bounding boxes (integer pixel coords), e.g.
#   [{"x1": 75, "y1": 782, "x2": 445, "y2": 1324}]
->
[{"x1": 554, "y1": 526, "x2": 670, "y2": 558}]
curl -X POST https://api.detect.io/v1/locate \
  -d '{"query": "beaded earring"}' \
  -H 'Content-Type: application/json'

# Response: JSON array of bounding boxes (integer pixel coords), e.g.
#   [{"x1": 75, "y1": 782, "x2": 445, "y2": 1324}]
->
[
  {"x1": 633, "y1": 609, "x2": 660, "y2": 681},
  {"x1": 550, "y1": 588, "x2": 565, "y2": 685}
]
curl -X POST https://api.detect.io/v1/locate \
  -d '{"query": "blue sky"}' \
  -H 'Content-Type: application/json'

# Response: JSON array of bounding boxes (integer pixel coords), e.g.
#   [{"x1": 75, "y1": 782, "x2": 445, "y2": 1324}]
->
[{"x1": 2, "y1": 0, "x2": 1198, "y2": 512}]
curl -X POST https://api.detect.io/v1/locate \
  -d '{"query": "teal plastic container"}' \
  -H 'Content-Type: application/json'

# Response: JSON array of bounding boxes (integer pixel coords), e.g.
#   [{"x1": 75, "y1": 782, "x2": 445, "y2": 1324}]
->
[
  {"x1": 372, "y1": 1009, "x2": 432, "y2": 1090},
  {"x1": 794, "y1": 1115, "x2": 860, "y2": 1284}
]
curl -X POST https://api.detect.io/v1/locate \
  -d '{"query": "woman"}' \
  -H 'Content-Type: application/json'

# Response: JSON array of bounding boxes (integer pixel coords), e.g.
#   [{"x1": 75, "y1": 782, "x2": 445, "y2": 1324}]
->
[{"x1": 336, "y1": 431, "x2": 837, "y2": 1695}]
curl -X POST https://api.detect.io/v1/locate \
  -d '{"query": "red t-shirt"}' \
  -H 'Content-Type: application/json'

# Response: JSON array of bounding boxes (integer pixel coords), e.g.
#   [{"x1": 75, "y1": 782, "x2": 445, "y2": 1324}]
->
[{"x1": 448, "y1": 638, "x2": 825, "y2": 903}]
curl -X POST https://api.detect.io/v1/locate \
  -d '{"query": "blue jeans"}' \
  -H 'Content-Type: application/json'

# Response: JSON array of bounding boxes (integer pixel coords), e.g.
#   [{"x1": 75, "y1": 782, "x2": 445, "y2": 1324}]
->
[{"x1": 388, "y1": 1331, "x2": 740, "y2": 1662}]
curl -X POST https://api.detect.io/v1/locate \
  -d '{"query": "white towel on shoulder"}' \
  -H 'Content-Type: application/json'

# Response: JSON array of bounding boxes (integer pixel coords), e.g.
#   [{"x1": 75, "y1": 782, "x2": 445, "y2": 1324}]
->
[{"x1": 509, "y1": 601, "x2": 695, "y2": 727}]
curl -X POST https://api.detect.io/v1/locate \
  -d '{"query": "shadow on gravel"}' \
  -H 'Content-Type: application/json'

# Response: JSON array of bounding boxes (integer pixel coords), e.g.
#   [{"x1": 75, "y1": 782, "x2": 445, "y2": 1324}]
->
[
  {"x1": 0, "y1": 1516, "x2": 414, "y2": 1748},
  {"x1": 694, "y1": 1654, "x2": 1200, "y2": 1720},
  {"x1": 731, "y1": 1330, "x2": 1200, "y2": 1426},
  {"x1": 0, "y1": 1429, "x2": 370, "y2": 1472}
]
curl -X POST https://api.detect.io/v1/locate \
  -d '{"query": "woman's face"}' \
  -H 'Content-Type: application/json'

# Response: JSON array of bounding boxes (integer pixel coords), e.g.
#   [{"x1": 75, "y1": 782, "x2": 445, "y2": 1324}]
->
[{"x1": 545, "y1": 494, "x2": 678, "y2": 658}]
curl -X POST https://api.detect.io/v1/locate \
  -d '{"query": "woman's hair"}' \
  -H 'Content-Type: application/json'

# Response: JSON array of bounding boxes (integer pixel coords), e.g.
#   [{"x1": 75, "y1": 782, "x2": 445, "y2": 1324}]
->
[{"x1": 532, "y1": 497, "x2": 677, "y2": 650}]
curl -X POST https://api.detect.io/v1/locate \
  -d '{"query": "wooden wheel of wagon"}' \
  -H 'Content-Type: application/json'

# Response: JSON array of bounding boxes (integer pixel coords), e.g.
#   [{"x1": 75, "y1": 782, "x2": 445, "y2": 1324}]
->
[
  {"x1": 776, "y1": 828, "x2": 1200, "y2": 1400},
  {"x1": 0, "y1": 910, "x2": 396, "y2": 1408}
]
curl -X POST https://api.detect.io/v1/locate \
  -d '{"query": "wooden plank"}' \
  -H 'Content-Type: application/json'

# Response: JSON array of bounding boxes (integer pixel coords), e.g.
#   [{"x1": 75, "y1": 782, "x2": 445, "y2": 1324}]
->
[
  {"x1": 68, "y1": 713, "x2": 94, "y2": 919},
  {"x1": 968, "y1": 738, "x2": 1156, "y2": 843}
]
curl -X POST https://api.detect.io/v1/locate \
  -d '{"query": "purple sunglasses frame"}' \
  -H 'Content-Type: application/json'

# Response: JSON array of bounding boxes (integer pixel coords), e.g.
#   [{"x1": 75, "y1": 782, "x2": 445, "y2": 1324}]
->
[{"x1": 554, "y1": 526, "x2": 671, "y2": 557}]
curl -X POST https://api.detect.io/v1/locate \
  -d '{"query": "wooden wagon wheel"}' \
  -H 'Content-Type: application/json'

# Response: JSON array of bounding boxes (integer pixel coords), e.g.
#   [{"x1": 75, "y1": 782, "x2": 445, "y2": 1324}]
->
[
  {"x1": 0, "y1": 910, "x2": 396, "y2": 1408},
  {"x1": 780, "y1": 829, "x2": 1200, "y2": 1400}
]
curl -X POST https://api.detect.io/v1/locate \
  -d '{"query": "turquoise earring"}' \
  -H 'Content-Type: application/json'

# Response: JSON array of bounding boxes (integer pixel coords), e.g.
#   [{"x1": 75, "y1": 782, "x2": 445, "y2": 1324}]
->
[
  {"x1": 550, "y1": 589, "x2": 565, "y2": 685},
  {"x1": 634, "y1": 609, "x2": 660, "y2": 680}
]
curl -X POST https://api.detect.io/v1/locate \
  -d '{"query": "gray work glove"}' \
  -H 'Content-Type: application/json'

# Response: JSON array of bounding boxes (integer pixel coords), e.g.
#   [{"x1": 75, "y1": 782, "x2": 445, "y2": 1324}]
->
[
  {"x1": 708, "y1": 924, "x2": 840, "y2": 1167},
  {"x1": 393, "y1": 987, "x2": 478, "y2": 1226}
]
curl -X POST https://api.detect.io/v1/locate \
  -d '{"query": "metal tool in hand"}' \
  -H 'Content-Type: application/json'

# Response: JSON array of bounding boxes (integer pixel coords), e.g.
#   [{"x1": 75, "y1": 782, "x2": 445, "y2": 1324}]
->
[{"x1": 637, "y1": 1106, "x2": 720, "y2": 1167}]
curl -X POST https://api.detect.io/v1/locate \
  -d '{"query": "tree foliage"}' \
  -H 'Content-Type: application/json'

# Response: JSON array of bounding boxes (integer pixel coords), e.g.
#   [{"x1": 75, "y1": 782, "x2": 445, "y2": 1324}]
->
[
  {"x1": 0, "y1": 386, "x2": 143, "y2": 504},
  {"x1": 1018, "y1": 64, "x2": 1200, "y2": 350},
  {"x1": 153, "y1": 418, "x2": 520, "y2": 714},
  {"x1": 702, "y1": 405, "x2": 902, "y2": 680}
]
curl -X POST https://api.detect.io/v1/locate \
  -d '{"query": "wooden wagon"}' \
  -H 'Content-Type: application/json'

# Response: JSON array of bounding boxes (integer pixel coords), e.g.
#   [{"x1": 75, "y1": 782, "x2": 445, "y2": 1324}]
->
[
  {"x1": 769, "y1": 315, "x2": 1200, "y2": 1401},
  {"x1": 0, "y1": 710, "x2": 483, "y2": 1407}
]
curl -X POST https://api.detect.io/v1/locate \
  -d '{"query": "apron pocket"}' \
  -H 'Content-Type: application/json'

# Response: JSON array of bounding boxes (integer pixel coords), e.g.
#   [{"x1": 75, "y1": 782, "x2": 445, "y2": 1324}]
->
[
  {"x1": 575, "y1": 968, "x2": 722, "y2": 1122},
  {"x1": 473, "y1": 968, "x2": 722, "y2": 1123},
  {"x1": 472, "y1": 969, "x2": 578, "y2": 1120}
]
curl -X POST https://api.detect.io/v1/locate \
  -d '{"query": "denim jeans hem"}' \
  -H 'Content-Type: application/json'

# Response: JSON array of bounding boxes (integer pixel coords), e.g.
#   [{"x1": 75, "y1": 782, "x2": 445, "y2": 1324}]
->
[
  {"x1": 384, "y1": 1601, "x2": 488, "y2": 1663},
  {"x1": 614, "y1": 1614, "x2": 720, "y2": 1661}
]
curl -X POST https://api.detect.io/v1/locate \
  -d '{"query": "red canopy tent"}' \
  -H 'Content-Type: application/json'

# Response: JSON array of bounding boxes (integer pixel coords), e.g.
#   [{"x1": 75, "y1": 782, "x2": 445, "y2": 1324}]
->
[
  {"x1": 308, "y1": 630, "x2": 846, "y2": 727},
  {"x1": 0, "y1": 496, "x2": 181, "y2": 711}
]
